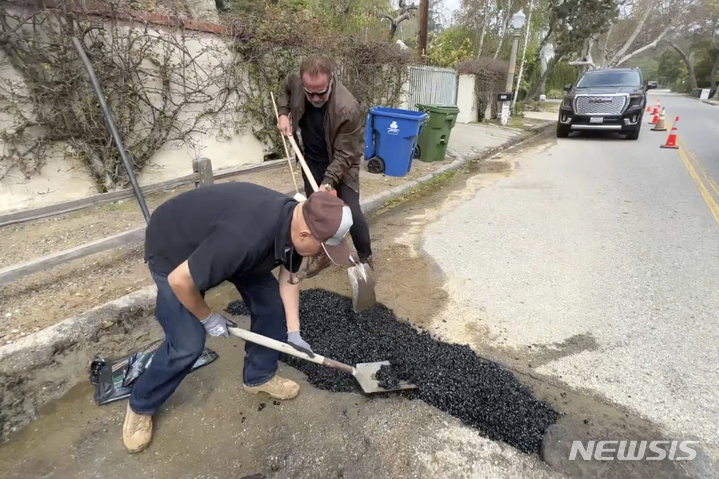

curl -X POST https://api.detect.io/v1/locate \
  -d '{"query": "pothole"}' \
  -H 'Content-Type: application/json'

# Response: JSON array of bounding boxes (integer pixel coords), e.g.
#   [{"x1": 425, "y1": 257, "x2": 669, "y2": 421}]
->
[{"x1": 226, "y1": 289, "x2": 559, "y2": 455}]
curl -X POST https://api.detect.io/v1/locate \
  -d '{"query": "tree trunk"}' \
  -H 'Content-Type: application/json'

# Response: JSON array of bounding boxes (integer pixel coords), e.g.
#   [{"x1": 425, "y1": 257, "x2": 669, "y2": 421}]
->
[
  {"x1": 493, "y1": 5, "x2": 511, "y2": 60},
  {"x1": 597, "y1": 25, "x2": 613, "y2": 68},
  {"x1": 711, "y1": 52, "x2": 719, "y2": 90},
  {"x1": 476, "y1": 0, "x2": 490, "y2": 59},
  {"x1": 530, "y1": 57, "x2": 559, "y2": 100},
  {"x1": 670, "y1": 42, "x2": 698, "y2": 91}
]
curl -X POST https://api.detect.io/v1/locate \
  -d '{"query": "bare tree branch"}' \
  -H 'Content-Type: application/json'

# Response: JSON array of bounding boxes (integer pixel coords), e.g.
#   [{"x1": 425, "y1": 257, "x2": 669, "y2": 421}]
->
[
  {"x1": 606, "y1": 1, "x2": 656, "y2": 67},
  {"x1": 613, "y1": 25, "x2": 671, "y2": 66},
  {"x1": 380, "y1": 2, "x2": 418, "y2": 39}
]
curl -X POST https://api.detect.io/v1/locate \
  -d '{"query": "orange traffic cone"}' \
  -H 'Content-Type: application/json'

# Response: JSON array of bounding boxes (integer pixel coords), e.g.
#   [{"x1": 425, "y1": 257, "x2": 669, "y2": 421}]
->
[
  {"x1": 651, "y1": 108, "x2": 667, "y2": 131},
  {"x1": 651, "y1": 100, "x2": 660, "y2": 115},
  {"x1": 660, "y1": 117, "x2": 679, "y2": 149},
  {"x1": 646, "y1": 105, "x2": 652, "y2": 113},
  {"x1": 650, "y1": 111, "x2": 659, "y2": 125}
]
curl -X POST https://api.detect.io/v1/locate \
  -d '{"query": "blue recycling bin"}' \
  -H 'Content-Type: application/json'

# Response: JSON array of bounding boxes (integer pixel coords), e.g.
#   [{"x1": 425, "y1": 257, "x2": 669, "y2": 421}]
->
[{"x1": 364, "y1": 106, "x2": 428, "y2": 177}]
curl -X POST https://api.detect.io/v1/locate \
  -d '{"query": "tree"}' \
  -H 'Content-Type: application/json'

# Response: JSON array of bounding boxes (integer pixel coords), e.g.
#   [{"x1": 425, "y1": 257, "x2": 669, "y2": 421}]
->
[
  {"x1": 597, "y1": 0, "x2": 676, "y2": 68},
  {"x1": 380, "y1": 0, "x2": 419, "y2": 38},
  {"x1": 528, "y1": 0, "x2": 620, "y2": 99},
  {"x1": 665, "y1": 0, "x2": 719, "y2": 91},
  {"x1": 426, "y1": 26, "x2": 475, "y2": 67},
  {"x1": 657, "y1": 49, "x2": 685, "y2": 87},
  {"x1": 429, "y1": 0, "x2": 446, "y2": 33}
]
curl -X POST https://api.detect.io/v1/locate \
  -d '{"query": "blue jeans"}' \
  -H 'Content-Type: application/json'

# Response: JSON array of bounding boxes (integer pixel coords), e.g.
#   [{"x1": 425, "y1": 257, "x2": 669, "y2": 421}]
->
[{"x1": 130, "y1": 265, "x2": 287, "y2": 414}]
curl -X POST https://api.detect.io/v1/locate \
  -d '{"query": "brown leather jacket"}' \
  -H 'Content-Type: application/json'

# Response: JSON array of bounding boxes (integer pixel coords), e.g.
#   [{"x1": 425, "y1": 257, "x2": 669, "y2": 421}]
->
[{"x1": 276, "y1": 74, "x2": 363, "y2": 192}]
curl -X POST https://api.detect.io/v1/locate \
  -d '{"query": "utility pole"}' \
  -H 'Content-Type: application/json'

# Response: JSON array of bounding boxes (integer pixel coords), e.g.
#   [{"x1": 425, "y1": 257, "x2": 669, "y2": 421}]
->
[{"x1": 418, "y1": 0, "x2": 428, "y2": 60}]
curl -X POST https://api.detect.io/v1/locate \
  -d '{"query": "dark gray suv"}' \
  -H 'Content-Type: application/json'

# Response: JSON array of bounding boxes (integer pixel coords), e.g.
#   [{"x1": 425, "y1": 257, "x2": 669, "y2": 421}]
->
[{"x1": 557, "y1": 67, "x2": 657, "y2": 140}]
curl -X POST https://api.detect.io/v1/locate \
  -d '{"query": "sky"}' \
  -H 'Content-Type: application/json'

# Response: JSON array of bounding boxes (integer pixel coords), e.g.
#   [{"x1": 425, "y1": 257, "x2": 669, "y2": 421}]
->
[
  {"x1": 444, "y1": 0, "x2": 461, "y2": 18},
  {"x1": 440, "y1": 0, "x2": 461, "y2": 27}
]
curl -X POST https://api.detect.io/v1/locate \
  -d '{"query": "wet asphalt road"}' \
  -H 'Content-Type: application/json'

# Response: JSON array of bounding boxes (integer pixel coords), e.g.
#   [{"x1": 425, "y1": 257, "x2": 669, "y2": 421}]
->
[
  {"x1": 423, "y1": 93, "x2": 719, "y2": 455},
  {"x1": 648, "y1": 93, "x2": 719, "y2": 182}
]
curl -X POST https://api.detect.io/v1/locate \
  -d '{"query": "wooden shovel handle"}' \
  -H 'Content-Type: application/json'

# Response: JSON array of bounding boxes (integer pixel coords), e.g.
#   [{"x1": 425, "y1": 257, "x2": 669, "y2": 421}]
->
[
  {"x1": 227, "y1": 326, "x2": 325, "y2": 365},
  {"x1": 323, "y1": 357, "x2": 357, "y2": 375},
  {"x1": 287, "y1": 135, "x2": 320, "y2": 193},
  {"x1": 227, "y1": 326, "x2": 357, "y2": 375}
]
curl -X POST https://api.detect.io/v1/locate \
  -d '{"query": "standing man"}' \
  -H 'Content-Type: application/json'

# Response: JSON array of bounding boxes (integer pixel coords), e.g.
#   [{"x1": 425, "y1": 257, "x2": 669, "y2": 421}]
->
[
  {"x1": 122, "y1": 182, "x2": 354, "y2": 453},
  {"x1": 276, "y1": 55, "x2": 373, "y2": 276}
]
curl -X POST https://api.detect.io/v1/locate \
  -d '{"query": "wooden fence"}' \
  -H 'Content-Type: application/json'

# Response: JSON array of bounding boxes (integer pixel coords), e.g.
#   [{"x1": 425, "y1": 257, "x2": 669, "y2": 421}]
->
[{"x1": 0, "y1": 158, "x2": 294, "y2": 284}]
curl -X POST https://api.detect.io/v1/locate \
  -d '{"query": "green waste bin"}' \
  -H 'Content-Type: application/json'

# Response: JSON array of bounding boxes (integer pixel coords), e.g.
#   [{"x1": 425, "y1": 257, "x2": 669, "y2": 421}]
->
[{"x1": 415, "y1": 103, "x2": 460, "y2": 162}]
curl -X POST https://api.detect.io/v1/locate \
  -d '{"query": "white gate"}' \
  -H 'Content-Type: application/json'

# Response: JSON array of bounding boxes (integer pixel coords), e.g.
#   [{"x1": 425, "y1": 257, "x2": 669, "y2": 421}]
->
[{"x1": 407, "y1": 65, "x2": 458, "y2": 110}]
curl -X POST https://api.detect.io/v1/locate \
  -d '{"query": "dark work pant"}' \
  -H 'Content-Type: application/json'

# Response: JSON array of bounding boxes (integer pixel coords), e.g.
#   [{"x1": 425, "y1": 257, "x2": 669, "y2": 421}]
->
[
  {"x1": 302, "y1": 159, "x2": 372, "y2": 260},
  {"x1": 130, "y1": 265, "x2": 286, "y2": 414},
  {"x1": 228, "y1": 271, "x2": 287, "y2": 387}
]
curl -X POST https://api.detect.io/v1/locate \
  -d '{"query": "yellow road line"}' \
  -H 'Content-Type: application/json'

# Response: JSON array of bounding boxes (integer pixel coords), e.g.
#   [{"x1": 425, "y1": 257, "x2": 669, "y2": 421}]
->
[
  {"x1": 678, "y1": 137, "x2": 719, "y2": 199},
  {"x1": 677, "y1": 145, "x2": 719, "y2": 226}
]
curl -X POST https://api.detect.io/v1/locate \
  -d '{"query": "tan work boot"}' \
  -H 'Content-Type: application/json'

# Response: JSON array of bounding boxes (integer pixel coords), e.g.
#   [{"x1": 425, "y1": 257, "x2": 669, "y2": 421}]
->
[
  {"x1": 243, "y1": 375, "x2": 300, "y2": 400},
  {"x1": 122, "y1": 404, "x2": 153, "y2": 453},
  {"x1": 296, "y1": 251, "x2": 332, "y2": 279}
]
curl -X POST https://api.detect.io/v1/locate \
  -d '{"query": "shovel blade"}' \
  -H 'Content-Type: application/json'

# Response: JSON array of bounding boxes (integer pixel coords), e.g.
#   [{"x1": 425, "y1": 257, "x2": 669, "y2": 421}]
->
[
  {"x1": 354, "y1": 361, "x2": 417, "y2": 394},
  {"x1": 348, "y1": 263, "x2": 376, "y2": 312}
]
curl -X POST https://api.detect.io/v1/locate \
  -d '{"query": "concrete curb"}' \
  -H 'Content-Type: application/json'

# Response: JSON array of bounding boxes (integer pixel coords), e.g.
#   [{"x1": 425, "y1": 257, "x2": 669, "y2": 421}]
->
[{"x1": 0, "y1": 120, "x2": 553, "y2": 442}]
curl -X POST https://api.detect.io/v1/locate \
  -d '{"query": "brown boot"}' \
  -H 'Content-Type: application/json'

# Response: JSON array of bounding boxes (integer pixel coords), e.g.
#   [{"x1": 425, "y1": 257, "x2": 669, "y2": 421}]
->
[
  {"x1": 122, "y1": 404, "x2": 153, "y2": 453},
  {"x1": 243, "y1": 375, "x2": 300, "y2": 400},
  {"x1": 296, "y1": 251, "x2": 332, "y2": 279}
]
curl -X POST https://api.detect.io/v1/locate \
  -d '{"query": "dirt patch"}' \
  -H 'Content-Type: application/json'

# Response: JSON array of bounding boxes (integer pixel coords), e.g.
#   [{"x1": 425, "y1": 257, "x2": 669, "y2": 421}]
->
[
  {"x1": 0, "y1": 244, "x2": 151, "y2": 342},
  {"x1": 0, "y1": 158, "x2": 453, "y2": 342}
]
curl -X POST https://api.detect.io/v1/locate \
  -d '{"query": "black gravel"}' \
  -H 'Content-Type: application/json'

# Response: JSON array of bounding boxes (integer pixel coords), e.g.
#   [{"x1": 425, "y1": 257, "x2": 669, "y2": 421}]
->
[{"x1": 226, "y1": 288, "x2": 558, "y2": 454}]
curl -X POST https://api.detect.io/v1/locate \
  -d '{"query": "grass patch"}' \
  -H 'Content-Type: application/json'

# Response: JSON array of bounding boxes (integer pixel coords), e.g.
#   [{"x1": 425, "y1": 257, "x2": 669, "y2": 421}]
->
[
  {"x1": 522, "y1": 100, "x2": 561, "y2": 113},
  {"x1": 487, "y1": 116, "x2": 545, "y2": 131},
  {"x1": 382, "y1": 170, "x2": 457, "y2": 209}
]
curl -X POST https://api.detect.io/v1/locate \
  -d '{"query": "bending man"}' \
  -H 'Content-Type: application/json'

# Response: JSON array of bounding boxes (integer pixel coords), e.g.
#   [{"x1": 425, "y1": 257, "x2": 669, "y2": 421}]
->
[{"x1": 123, "y1": 182, "x2": 353, "y2": 453}]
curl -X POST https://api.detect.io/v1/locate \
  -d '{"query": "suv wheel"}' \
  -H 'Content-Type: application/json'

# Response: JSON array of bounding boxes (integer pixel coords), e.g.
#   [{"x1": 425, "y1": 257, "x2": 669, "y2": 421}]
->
[
  {"x1": 625, "y1": 129, "x2": 640, "y2": 140},
  {"x1": 557, "y1": 123, "x2": 571, "y2": 138}
]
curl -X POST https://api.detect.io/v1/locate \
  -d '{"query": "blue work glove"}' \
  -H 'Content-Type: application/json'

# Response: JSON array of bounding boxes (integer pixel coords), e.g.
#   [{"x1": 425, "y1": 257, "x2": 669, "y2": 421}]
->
[
  {"x1": 287, "y1": 331, "x2": 313, "y2": 354},
  {"x1": 201, "y1": 312, "x2": 231, "y2": 338}
]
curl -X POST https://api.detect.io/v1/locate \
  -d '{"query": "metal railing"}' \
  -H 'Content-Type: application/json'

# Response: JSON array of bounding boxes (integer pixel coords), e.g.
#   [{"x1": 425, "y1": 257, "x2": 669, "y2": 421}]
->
[{"x1": 407, "y1": 65, "x2": 459, "y2": 110}]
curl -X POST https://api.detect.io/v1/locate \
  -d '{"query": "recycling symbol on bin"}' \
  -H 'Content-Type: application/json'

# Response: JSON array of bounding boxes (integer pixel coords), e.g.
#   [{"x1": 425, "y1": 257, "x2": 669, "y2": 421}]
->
[{"x1": 387, "y1": 121, "x2": 399, "y2": 135}]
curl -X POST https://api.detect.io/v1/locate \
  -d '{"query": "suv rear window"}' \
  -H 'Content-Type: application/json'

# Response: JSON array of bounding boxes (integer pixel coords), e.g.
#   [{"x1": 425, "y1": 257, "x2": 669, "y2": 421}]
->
[{"x1": 576, "y1": 71, "x2": 641, "y2": 88}]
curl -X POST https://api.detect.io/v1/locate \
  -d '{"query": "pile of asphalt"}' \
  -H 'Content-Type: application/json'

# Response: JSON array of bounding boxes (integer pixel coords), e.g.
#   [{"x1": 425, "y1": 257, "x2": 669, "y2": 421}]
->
[{"x1": 226, "y1": 288, "x2": 557, "y2": 454}]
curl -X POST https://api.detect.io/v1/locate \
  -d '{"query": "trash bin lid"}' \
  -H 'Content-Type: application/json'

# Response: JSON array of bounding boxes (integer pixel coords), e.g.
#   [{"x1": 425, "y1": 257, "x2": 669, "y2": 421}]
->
[
  {"x1": 369, "y1": 106, "x2": 428, "y2": 121},
  {"x1": 416, "y1": 103, "x2": 460, "y2": 114}
]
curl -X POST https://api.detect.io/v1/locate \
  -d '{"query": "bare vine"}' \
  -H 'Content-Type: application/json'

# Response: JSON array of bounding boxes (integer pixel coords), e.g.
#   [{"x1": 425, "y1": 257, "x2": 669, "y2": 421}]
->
[{"x1": 0, "y1": 2, "x2": 238, "y2": 191}]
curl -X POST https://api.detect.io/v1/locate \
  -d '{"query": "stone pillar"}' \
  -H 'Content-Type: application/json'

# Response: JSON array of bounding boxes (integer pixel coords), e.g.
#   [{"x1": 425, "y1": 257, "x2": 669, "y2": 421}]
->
[{"x1": 456, "y1": 74, "x2": 477, "y2": 124}]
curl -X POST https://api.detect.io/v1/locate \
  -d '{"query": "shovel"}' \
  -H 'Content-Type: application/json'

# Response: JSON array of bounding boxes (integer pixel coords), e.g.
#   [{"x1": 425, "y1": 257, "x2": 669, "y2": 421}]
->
[
  {"x1": 226, "y1": 322, "x2": 416, "y2": 394},
  {"x1": 269, "y1": 93, "x2": 376, "y2": 313},
  {"x1": 270, "y1": 92, "x2": 305, "y2": 203}
]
